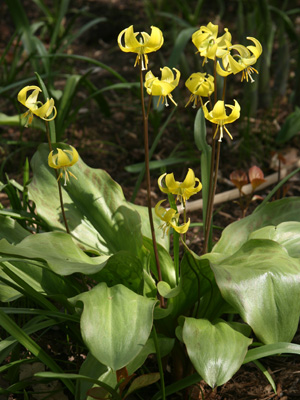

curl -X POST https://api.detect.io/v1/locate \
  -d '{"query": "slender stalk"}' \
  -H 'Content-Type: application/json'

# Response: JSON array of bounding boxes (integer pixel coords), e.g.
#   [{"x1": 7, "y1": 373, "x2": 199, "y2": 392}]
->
[
  {"x1": 45, "y1": 122, "x2": 70, "y2": 234},
  {"x1": 138, "y1": 64, "x2": 164, "y2": 307},
  {"x1": 152, "y1": 325, "x2": 166, "y2": 400}
]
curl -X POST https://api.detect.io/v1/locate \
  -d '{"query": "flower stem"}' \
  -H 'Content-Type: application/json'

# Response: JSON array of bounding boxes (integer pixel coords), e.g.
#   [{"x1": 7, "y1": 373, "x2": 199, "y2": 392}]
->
[
  {"x1": 45, "y1": 122, "x2": 70, "y2": 234},
  {"x1": 138, "y1": 64, "x2": 164, "y2": 307}
]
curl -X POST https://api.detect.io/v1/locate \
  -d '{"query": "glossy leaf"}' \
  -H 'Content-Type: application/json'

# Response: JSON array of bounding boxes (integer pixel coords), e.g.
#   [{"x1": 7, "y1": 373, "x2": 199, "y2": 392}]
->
[
  {"x1": 211, "y1": 239, "x2": 300, "y2": 344},
  {"x1": 69, "y1": 283, "x2": 157, "y2": 371},
  {"x1": 182, "y1": 318, "x2": 252, "y2": 388},
  {"x1": 213, "y1": 198, "x2": 300, "y2": 255}
]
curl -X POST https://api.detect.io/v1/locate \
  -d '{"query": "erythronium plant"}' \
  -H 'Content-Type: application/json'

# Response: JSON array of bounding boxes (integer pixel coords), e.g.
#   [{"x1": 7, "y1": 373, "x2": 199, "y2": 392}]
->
[{"x1": 1, "y1": 20, "x2": 300, "y2": 400}]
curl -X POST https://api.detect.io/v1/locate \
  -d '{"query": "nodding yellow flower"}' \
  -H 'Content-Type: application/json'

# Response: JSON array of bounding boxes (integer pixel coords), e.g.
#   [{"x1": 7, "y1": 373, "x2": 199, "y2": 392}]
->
[
  {"x1": 185, "y1": 72, "x2": 214, "y2": 108},
  {"x1": 118, "y1": 25, "x2": 164, "y2": 70},
  {"x1": 158, "y1": 168, "x2": 202, "y2": 204},
  {"x1": 48, "y1": 146, "x2": 79, "y2": 186},
  {"x1": 144, "y1": 67, "x2": 180, "y2": 107},
  {"x1": 216, "y1": 37, "x2": 262, "y2": 82},
  {"x1": 155, "y1": 200, "x2": 190, "y2": 236},
  {"x1": 192, "y1": 22, "x2": 232, "y2": 65},
  {"x1": 202, "y1": 100, "x2": 241, "y2": 142},
  {"x1": 17, "y1": 85, "x2": 57, "y2": 127}
]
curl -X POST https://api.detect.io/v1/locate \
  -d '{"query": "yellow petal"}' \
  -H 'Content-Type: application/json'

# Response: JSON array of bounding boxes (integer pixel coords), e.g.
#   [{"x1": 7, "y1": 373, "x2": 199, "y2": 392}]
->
[
  {"x1": 211, "y1": 101, "x2": 227, "y2": 120},
  {"x1": 144, "y1": 26, "x2": 164, "y2": 52},
  {"x1": 224, "y1": 100, "x2": 240, "y2": 124},
  {"x1": 172, "y1": 218, "x2": 190, "y2": 234},
  {"x1": 17, "y1": 86, "x2": 41, "y2": 107},
  {"x1": 165, "y1": 173, "x2": 179, "y2": 192},
  {"x1": 158, "y1": 173, "x2": 170, "y2": 194},
  {"x1": 181, "y1": 168, "x2": 196, "y2": 188},
  {"x1": 246, "y1": 37, "x2": 262, "y2": 59}
]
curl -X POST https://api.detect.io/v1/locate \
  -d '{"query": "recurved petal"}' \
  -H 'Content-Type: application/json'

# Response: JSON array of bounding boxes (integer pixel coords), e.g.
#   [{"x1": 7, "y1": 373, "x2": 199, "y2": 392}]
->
[
  {"x1": 64, "y1": 146, "x2": 79, "y2": 166},
  {"x1": 171, "y1": 218, "x2": 190, "y2": 234},
  {"x1": 118, "y1": 25, "x2": 140, "y2": 52},
  {"x1": 33, "y1": 99, "x2": 53, "y2": 119},
  {"x1": 216, "y1": 60, "x2": 232, "y2": 77},
  {"x1": 158, "y1": 174, "x2": 169, "y2": 194},
  {"x1": 165, "y1": 173, "x2": 179, "y2": 192},
  {"x1": 181, "y1": 168, "x2": 196, "y2": 188},
  {"x1": 230, "y1": 44, "x2": 251, "y2": 58},
  {"x1": 246, "y1": 37, "x2": 262, "y2": 58},
  {"x1": 225, "y1": 100, "x2": 241, "y2": 123},
  {"x1": 227, "y1": 54, "x2": 245, "y2": 74},
  {"x1": 144, "y1": 26, "x2": 164, "y2": 52},
  {"x1": 17, "y1": 86, "x2": 41, "y2": 106}
]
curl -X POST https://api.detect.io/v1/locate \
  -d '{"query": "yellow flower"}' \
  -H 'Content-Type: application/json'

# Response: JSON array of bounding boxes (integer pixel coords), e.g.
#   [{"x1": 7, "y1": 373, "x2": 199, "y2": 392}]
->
[
  {"x1": 216, "y1": 37, "x2": 262, "y2": 82},
  {"x1": 144, "y1": 67, "x2": 180, "y2": 107},
  {"x1": 202, "y1": 100, "x2": 240, "y2": 142},
  {"x1": 192, "y1": 22, "x2": 232, "y2": 65},
  {"x1": 18, "y1": 85, "x2": 57, "y2": 127},
  {"x1": 155, "y1": 200, "x2": 190, "y2": 236},
  {"x1": 185, "y1": 72, "x2": 214, "y2": 108},
  {"x1": 48, "y1": 146, "x2": 79, "y2": 186},
  {"x1": 118, "y1": 25, "x2": 164, "y2": 70},
  {"x1": 158, "y1": 168, "x2": 202, "y2": 204}
]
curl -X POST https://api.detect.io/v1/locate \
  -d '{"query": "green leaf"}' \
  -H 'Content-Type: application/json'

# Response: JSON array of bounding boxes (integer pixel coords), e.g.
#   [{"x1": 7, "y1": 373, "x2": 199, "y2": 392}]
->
[
  {"x1": 213, "y1": 198, "x2": 300, "y2": 255},
  {"x1": 244, "y1": 342, "x2": 300, "y2": 364},
  {"x1": 0, "y1": 232, "x2": 109, "y2": 276},
  {"x1": 0, "y1": 215, "x2": 30, "y2": 243},
  {"x1": 248, "y1": 221, "x2": 300, "y2": 257},
  {"x1": 28, "y1": 144, "x2": 144, "y2": 254},
  {"x1": 182, "y1": 318, "x2": 252, "y2": 388},
  {"x1": 125, "y1": 373, "x2": 160, "y2": 397},
  {"x1": 276, "y1": 107, "x2": 300, "y2": 144},
  {"x1": 211, "y1": 239, "x2": 300, "y2": 344},
  {"x1": 69, "y1": 283, "x2": 157, "y2": 371}
]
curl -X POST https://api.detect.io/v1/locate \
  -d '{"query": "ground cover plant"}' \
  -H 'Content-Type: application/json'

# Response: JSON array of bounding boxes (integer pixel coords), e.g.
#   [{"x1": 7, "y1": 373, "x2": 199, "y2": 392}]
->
[{"x1": 0, "y1": 1, "x2": 300, "y2": 399}]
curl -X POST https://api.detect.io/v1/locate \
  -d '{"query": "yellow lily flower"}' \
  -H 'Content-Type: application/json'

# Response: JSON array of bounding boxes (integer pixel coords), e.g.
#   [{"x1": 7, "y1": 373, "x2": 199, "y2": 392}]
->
[
  {"x1": 216, "y1": 37, "x2": 262, "y2": 82},
  {"x1": 155, "y1": 200, "x2": 190, "y2": 236},
  {"x1": 158, "y1": 168, "x2": 202, "y2": 204},
  {"x1": 118, "y1": 25, "x2": 164, "y2": 70},
  {"x1": 48, "y1": 146, "x2": 79, "y2": 186},
  {"x1": 202, "y1": 100, "x2": 240, "y2": 142},
  {"x1": 192, "y1": 22, "x2": 232, "y2": 65},
  {"x1": 185, "y1": 72, "x2": 214, "y2": 108},
  {"x1": 17, "y1": 85, "x2": 57, "y2": 127},
  {"x1": 144, "y1": 67, "x2": 180, "y2": 107}
]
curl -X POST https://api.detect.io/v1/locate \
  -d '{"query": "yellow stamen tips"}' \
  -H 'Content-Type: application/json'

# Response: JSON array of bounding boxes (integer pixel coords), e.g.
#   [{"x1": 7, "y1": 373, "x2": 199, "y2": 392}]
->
[
  {"x1": 48, "y1": 146, "x2": 79, "y2": 186},
  {"x1": 158, "y1": 168, "x2": 202, "y2": 204},
  {"x1": 155, "y1": 200, "x2": 190, "y2": 237},
  {"x1": 202, "y1": 100, "x2": 240, "y2": 142},
  {"x1": 118, "y1": 25, "x2": 164, "y2": 70},
  {"x1": 145, "y1": 67, "x2": 180, "y2": 108},
  {"x1": 17, "y1": 85, "x2": 57, "y2": 127}
]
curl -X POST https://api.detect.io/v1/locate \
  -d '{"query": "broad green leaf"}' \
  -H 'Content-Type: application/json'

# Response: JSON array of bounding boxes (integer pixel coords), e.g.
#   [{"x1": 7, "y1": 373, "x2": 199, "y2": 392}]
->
[
  {"x1": 211, "y1": 239, "x2": 300, "y2": 344},
  {"x1": 213, "y1": 198, "x2": 300, "y2": 255},
  {"x1": 76, "y1": 335, "x2": 174, "y2": 400},
  {"x1": 167, "y1": 27, "x2": 197, "y2": 68},
  {"x1": 0, "y1": 113, "x2": 45, "y2": 131},
  {"x1": 0, "y1": 232, "x2": 109, "y2": 276},
  {"x1": 142, "y1": 237, "x2": 174, "y2": 285},
  {"x1": 28, "y1": 144, "x2": 144, "y2": 254},
  {"x1": 92, "y1": 251, "x2": 144, "y2": 294},
  {"x1": 249, "y1": 221, "x2": 300, "y2": 257},
  {"x1": 182, "y1": 318, "x2": 252, "y2": 388},
  {"x1": 0, "y1": 215, "x2": 30, "y2": 243},
  {"x1": 69, "y1": 283, "x2": 157, "y2": 371}
]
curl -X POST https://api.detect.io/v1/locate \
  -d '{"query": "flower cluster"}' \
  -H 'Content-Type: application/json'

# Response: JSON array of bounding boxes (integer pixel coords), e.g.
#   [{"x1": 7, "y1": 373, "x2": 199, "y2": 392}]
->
[{"x1": 155, "y1": 169, "x2": 202, "y2": 236}]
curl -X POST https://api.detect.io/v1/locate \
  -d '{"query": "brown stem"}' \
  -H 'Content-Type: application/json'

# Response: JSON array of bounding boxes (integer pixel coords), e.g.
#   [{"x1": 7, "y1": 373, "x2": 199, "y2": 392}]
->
[
  {"x1": 45, "y1": 122, "x2": 70, "y2": 234},
  {"x1": 138, "y1": 64, "x2": 164, "y2": 308}
]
